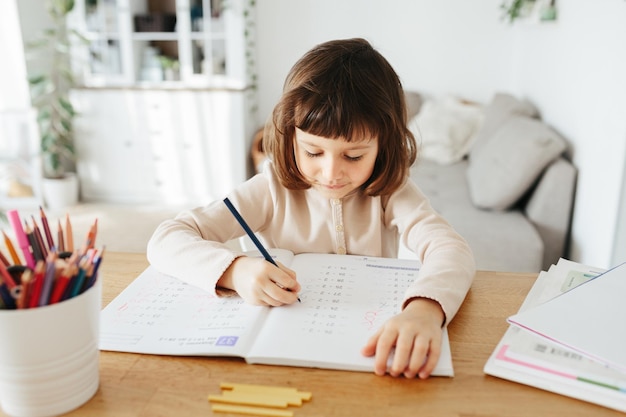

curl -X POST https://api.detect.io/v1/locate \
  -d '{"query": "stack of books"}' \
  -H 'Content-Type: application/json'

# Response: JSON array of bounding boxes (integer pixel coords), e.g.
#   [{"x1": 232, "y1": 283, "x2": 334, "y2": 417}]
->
[{"x1": 484, "y1": 258, "x2": 626, "y2": 412}]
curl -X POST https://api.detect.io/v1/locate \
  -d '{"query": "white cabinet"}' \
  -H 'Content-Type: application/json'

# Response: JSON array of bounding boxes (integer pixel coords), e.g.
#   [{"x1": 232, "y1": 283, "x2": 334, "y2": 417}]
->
[
  {"x1": 72, "y1": 88, "x2": 252, "y2": 204},
  {"x1": 67, "y1": 0, "x2": 252, "y2": 89},
  {"x1": 67, "y1": 0, "x2": 257, "y2": 204}
]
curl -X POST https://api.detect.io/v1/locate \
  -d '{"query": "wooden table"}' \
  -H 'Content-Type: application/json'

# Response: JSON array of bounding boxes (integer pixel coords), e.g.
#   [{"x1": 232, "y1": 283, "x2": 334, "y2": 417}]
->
[{"x1": 3, "y1": 252, "x2": 622, "y2": 417}]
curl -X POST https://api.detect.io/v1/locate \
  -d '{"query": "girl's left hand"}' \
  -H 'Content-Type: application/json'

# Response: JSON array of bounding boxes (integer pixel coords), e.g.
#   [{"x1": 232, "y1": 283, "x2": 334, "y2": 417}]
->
[{"x1": 360, "y1": 297, "x2": 444, "y2": 379}]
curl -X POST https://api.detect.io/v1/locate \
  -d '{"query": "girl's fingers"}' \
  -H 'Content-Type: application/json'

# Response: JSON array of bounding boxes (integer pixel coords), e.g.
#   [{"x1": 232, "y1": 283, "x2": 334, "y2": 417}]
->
[{"x1": 272, "y1": 262, "x2": 301, "y2": 292}]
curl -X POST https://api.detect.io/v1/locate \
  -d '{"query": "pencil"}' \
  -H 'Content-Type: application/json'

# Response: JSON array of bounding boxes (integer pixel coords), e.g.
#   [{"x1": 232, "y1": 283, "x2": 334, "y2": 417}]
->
[
  {"x1": 25, "y1": 223, "x2": 43, "y2": 262},
  {"x1": 84, "y1": 246, "x2": 105, "y2": 291},
  {"x1": 69, "y1": 258, "x2": 89, "y2": 298},
  {"x1": 223, "y1": 198, "x2": 300, "y2": 302},
  {"x1": 16, "y1": 269, "x2": 32, "y2": 309},
  {"x1": 2, "y1": 230, "x2": 20, "y2": 265},
  {"x1": 39, "y1": 251, "x2": 58, "y2": 306},
  {"x1": 65, "y1": 213, "x2": 74, "y2": 253},
  {"x1": 57, "y1": 219, "x2": 65, "y2": 252},
  {"x1": 0, "y1": 283, "x2": 15, "y2": 309},
  {"x1": 28, "y1": 261, "x2": 46, "y2": 308},
  {"x1": 84, "y1": 218, "x2": 98, "y2": 250},
  {"x1": 0, "y1": 258, "x2": 17, "y2": 289},
  {"x1": 0, "y1": 248, "x2": 10, "y2": 267},
  {"x1": 49, "y1": 267, "x2": 72, "y2": 304},
  {"x1": 39, "y1": 206, "x2": 55, "y2": 250},
  {"x1": 31, "y1": 216, "x2": 49, "y2": 259},
  {"x1": 223, "y1": 198, "x2": 276, "y2": 265}
]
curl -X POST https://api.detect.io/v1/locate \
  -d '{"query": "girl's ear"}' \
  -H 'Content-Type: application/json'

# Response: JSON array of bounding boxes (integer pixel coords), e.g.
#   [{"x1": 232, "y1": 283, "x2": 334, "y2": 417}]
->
[{"x1": 251, "y1": 127, "x2": 266, "y2": 174}]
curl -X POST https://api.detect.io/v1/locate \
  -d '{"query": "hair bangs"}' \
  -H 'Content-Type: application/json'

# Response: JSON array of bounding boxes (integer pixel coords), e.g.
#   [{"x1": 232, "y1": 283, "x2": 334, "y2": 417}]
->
[{"x1": 293, "y1": 90, "x2": 382, "y2": 143}]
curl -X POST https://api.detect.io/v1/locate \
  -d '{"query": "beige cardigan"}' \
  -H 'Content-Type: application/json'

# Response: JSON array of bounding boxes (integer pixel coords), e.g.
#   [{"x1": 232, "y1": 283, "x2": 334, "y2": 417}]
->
[{"x1": 147, "y1": 162, "x2": 475, "y2": 325}]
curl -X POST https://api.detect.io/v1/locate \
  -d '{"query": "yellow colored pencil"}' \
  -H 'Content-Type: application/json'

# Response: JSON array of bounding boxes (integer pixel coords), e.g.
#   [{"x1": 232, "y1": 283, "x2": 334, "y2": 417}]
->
[{"x1": 2, "y1": 230, "x2": 21, "y2": 265}]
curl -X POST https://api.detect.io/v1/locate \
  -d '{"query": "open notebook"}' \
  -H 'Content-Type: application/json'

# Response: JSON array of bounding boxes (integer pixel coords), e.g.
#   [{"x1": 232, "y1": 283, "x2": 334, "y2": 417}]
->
[{"x1": 100, "y1": 250, "x2": 454, "y2": 376}]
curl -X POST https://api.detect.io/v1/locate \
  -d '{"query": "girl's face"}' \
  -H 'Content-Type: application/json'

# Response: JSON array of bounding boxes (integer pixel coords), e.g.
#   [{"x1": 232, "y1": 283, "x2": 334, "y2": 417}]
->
[{"x1": 294, "y1": 128, "x2": 378, "y2": 199}]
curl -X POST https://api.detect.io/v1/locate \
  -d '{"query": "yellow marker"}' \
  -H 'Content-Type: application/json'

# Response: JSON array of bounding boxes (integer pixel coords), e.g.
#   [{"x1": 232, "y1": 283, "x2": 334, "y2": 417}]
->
[{"x1": 211, "y1": 404, "x2": 294, "y2": 417}]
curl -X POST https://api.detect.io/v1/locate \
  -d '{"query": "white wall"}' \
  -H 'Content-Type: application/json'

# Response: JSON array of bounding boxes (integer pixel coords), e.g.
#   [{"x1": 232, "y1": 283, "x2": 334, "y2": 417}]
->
[
  {"x1": 256, "y1": 0, "x2": 514, "y2": 119},
  {"x1": 256, "y1": 0, "x2": 626, "y2": 269},
  {"x1": 15, "y1": 0, "x2": 54, "y2": 76},
  {"x1": 509, "y1": 0, "x2": 626, "y2": 268},
  {"x1": 0, "y1": 0, "x2": 31, "y2": 111}
]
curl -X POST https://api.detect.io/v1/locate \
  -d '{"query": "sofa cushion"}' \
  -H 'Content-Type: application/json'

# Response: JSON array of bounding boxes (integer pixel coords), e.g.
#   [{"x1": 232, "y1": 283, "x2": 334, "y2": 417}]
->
[
  {"x1": 469, "y1": 92, "x2": 538, "y2": 158},
  {"x1": 408, "y1": 160, "x2": 544, "y2": 272},
  {"x1": 466, "y1": 116, "x2": 567, "y2": 210},
  {"x1": 408, "y1": 96, "x2": 484, "y2": 165},
  {"x1": 404, "y1": 91, "x2": 423, "y2": 121}
]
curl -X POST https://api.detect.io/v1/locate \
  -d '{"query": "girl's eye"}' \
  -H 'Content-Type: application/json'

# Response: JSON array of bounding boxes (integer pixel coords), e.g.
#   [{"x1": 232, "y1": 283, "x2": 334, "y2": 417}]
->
[
  {"x1": 345, "y1": 155, "x2": 363, "y2": 162},
  {"x1": 305, "y1": 150, "x2": 322, "y2": 158}
]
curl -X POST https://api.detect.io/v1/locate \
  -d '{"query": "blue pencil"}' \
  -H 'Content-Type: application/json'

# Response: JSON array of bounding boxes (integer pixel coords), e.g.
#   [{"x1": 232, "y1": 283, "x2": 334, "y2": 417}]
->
[{"x1": 223, "y1": 198, "x2": 300, "y2": 302}]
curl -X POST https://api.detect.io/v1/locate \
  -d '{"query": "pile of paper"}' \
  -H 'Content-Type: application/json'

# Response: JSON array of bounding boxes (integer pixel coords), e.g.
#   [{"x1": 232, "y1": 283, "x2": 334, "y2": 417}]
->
[{"x1": 484, "y1": 259, "x2": 626, "y2": 412}]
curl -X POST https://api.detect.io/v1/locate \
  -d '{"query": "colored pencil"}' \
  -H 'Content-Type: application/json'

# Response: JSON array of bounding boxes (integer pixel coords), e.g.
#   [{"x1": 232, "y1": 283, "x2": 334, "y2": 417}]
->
[
  {"x1": 16, "y1": 269, "x2": 32, "y2": 309},
  {"x1": 0, "y1": 248, "x2": 10, "y2": 268},
  {"x1": 25, "y1": 223, "x2": 43, "y2": 262},
  {"x1": 84, "y1": 246, "x2": 105, "y2": 290},
  {"x1": 39, "y1": 206, "x2": 55, "y2": 250},
  {"x1": 28, "y1": 261, "x2": 46, "y2": 308},
  {"x1": 65, "y1": 213, "x2": 74, "y2": 253},
  {"x1": 0, "y1": 258, "x2": 17, "y2": 289},
  {"x1": 2, "y1": 230, "x2": 21, "y2": 265},
  {"x1": 84, "y1": 219, "x2": 98, "y2": 250},
  {"x1": 69, "y1": 258, "x2": 89, "y2": 298},
  {"x1": 31, "y1": 216, "x2": 49, "y2": 259},
  {"x1": 39, "y1": 252, "x2": 58, "y2": 306},
  {"x1": 57, "y1": 219, "x2": 65, "y2": 252},
  {"x1": 0, "y1": 283, "x2": 15, "y2": 309},
  {"x1": 49, "y1": 263, "x2": 74, "y2": 304}
]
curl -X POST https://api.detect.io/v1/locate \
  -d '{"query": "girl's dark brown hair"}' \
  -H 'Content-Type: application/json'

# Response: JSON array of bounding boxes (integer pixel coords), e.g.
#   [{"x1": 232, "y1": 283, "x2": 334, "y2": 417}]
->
[{"x1": 264, "y1": 38, "x2": 417, "y2": 196}]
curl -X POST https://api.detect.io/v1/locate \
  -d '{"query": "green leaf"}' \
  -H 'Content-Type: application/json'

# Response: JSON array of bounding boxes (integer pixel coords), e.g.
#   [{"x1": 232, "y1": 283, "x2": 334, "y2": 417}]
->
[
  {"x1": 59, "y1": 97, "x2": 75, "y2": 115},
  {"x1": 70, "y1": 29, "x2": 90, "y2": 44},
  {"x1": 28, "y1": 74, "x2": 47, "y2": 85}
]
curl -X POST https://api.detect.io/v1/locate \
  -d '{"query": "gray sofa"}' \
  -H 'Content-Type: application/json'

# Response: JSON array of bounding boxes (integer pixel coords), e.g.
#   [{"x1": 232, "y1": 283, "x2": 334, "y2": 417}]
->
[{"x1": 401, "y1": 92, "x2": 576, "y2": 273}]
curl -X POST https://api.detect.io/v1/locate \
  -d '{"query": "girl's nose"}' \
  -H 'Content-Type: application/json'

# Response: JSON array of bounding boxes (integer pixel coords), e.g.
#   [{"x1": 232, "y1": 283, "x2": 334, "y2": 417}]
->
[{"x1": 321, "y1": 156, "x2": 342, "y2": 181}]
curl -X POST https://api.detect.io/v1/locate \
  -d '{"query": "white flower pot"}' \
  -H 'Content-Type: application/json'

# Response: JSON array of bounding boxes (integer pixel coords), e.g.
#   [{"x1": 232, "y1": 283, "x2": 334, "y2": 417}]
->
[{"x1": 42, "y1": 172, "x2": 79, "y2": 212}]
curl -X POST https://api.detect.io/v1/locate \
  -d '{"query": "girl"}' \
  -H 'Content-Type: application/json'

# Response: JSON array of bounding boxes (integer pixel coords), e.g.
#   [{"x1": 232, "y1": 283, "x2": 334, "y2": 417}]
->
[{"x1": 147, "y1": 38, "x2": 475, "y2": 379}]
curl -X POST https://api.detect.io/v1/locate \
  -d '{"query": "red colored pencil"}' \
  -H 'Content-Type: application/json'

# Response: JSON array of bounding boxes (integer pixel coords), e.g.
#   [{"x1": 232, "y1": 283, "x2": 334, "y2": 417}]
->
[
  {"x1": 0, "y1": 248, "x2": 10, "y2": 267},
  {"x1": 39, "y1": 206, "x2": 55, "y2": 250},
  {"x1": 16, "y1": 269, "x2": 32, "y2": 309},
  {"x1": 28, "y1": 261, "x2": 46, "y2": 308},
  {"x1": 0, "y1": 259, "x2": 17, "y2": 289},
  {"x1": 49, "y1": 263, "x2": 76, "y2": 304}
]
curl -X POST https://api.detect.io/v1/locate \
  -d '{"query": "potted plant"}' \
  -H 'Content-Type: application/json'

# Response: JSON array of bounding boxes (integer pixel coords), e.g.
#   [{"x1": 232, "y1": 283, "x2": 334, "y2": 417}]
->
[{"x1": 27, "y1": 0, "x2": 84, "y2": 210}]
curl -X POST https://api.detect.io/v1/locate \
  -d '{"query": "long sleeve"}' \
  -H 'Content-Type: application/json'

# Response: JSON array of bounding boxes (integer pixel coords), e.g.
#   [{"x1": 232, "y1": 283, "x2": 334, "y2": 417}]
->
[
  {"x1": 386, "y1": 180, "x2": 476, "y2": 325},
  {"x1": 146, "y1": 173, "x2": 275, "y2": 294},
  {"x1": 147, "y1": 162, "x2": 475, "y2": 324}
]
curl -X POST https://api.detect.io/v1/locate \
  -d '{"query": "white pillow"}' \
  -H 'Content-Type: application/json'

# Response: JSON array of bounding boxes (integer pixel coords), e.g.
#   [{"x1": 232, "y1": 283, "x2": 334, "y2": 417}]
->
[
  {"x1": 466, "y1": 116, "x2": 567, "y2": 210},
  {"x1": 408, "y1": 96, "x2": 484, "y2": 165}
]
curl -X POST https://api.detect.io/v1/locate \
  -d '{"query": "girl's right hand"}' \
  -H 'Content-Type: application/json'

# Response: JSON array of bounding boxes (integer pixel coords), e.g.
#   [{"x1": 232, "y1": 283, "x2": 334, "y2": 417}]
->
[{"x1": 217, "y1": 257, "x2": 301, "y2": 306}]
